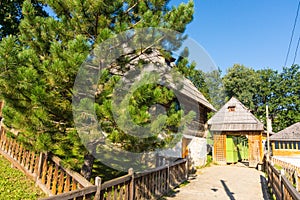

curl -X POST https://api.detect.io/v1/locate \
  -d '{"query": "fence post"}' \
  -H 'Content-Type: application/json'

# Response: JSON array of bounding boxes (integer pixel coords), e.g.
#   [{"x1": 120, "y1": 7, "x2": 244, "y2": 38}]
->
[
  {"x1": 36, "y1": 152, "x2": 44, "y2": 181},
  {"x1": 94, "y1": 176, "x2": 102, "y2": 200},
  {"x1": 155, "y1": 153, "x2": 159, "y2": 167},
  {"x1": 185, "y1": 158, "x2": 189, "y2": 180},
  {"x1": 167, "y1": 163, "x2": 170, "y2": 193},
  {"x1": 294, "y1": 171, "x2": 299, "y2": 192},
  {"x1": 280, "y1": 169, "x2": 284, "y2": 200},
  {"x1": 128, "y1": 168, "x2": 134, "y2": 200}
]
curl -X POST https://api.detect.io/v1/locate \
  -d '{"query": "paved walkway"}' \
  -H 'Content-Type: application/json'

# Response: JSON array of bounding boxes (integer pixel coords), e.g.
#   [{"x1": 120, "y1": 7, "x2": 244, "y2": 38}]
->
[{"x1": 166, "y1": 165, "x2": 270, "y2": 200}]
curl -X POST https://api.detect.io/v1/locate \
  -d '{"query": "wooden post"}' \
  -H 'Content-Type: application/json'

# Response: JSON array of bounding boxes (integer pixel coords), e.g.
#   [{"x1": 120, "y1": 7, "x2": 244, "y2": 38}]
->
[
  {"x1": 297, "y1": 173, "x2": 300, "y2": 192},
  {"x1": 155, "y1": 152, "x2": 159, "y2": 167},
  {"x1": 266, "y1": 104, "x2": 270, "y2": 161},
  {"x1": 36, "y1": 152, "x2": 44, "y2": 180},
  {"x1": 166, "y1": 164, "x2": 170, "y2": 193},
  {"x1": 128, "y1": 168, "x2": 134, "y2": 200},
  {"x1": 185, "y1": 158, "x2": 189, "y2": 179},
  {"x1": 280, "y1": 169, "x2": 284, "y2": 200},
  {"x1": 94, "y1": 176, "x2": 102, "y2": 200}
]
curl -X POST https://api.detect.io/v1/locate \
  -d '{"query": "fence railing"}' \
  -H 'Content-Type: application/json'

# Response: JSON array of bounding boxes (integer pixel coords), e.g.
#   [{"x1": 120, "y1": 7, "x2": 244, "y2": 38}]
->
[
  {"x1": 266, "y1": 159, "x2": 300, "y2": 200},
  {"x1": 271, "y1": 157, "x2": 300, "y2": 192},
  {"x1": 0, "y1": 127, "x2": 93, "y2": 196},
  {"x1": 0, "y1": 126, "x2": 188, "y2": 200},
  {"x1": 42, "y1": 158, "x2": 188, "y2": 200}
]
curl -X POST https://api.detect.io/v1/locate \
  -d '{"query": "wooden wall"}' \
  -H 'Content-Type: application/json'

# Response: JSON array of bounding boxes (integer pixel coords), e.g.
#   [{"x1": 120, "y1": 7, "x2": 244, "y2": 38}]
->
[
  {"x1": 179, "y1": 96, "x2": 210, "y2": 137},
  {"x1": 212, "y1": 131, "x2": 263, "y2": 167},
  {"x1": 272, "y1": 141, "x2": 300, "y2": 156},
  {"x1": 213, "y1": 133, "x2": 226, "y2": 164}
]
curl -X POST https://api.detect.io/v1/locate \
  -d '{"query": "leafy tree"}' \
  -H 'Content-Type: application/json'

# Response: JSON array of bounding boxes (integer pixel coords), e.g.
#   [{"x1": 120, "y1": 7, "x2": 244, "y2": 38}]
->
[
  {"x1": 0, "y1": 0, "x2": 195, "y2": 179},
  {"x1": 272, "y1": 65, "x2": 300, "y2": 131},
  {"x1": 205, "y1": 68, "x2": 225, "y2": 110},
  {"x1": 252, "y1": 68, "x2": 279, "y2": 129},
  {"x1": 222, "y1": 64, "x2": 300, "y2": 132},
  {"x1": 222, "y1": 64, "x2": 258, "y2": 111}
]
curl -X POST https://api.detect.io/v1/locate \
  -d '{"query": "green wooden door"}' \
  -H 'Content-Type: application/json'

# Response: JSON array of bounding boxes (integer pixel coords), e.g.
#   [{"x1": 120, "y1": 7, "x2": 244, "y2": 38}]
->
[
  {"x1": 237, "y1": 136, "x2": 248, "y2": 161},
  {"x1": 226, "y1": 136, "x2": 238, "y2": 163},
  {"x1": 226, "y1": 135, "x2": 249, "y2": 163}
]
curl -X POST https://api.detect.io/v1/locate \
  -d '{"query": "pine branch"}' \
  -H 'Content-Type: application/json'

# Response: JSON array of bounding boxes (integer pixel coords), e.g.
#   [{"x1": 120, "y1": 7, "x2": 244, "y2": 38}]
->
[{"x1": 125, "y1": 2, "x2": 139, "y2": 14}]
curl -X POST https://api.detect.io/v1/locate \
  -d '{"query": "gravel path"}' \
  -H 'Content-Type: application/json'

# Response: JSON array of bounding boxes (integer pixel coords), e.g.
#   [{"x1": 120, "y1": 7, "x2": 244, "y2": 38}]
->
[{"x1": 166, "y1": 165, "x2": 270, "y2": 200}]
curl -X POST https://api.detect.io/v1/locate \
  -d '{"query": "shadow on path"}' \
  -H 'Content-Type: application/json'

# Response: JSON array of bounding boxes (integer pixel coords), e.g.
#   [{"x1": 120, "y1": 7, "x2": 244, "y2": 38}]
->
[
  {"x1": 220, "y1": 180, "x2": 236, "y2": 200},
  {"x1": 260, "y1": 175, "x2": 271, "y2": 200}
]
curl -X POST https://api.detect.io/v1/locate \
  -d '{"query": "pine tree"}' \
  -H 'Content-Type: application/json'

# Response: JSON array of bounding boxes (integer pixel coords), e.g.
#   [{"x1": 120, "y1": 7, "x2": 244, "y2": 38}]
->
[
  {"x1": 0, "y1": 0, "x2": 47, "y2": 40},
  {"x1": 0, "y1": 0, "x2": 195, "y2": 178}
]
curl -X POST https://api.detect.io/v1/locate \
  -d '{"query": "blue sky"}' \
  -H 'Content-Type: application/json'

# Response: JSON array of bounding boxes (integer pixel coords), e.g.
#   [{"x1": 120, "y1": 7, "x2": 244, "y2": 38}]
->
[
  {"x1": 171, "y1": 0, "x2": 300, "y2": 74},
  {"x1": 45, "y1": 0, "x2": 300, "y2": 74}
]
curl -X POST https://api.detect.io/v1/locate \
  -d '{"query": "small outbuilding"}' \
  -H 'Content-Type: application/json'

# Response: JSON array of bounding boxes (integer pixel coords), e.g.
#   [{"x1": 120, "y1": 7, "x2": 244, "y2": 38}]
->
[
  {"x1": 270, "y1": 122, "x2": 300, "y2": 157},
  {"x1": 208, "y1": 97, "x2": 264, "y2": 167}
]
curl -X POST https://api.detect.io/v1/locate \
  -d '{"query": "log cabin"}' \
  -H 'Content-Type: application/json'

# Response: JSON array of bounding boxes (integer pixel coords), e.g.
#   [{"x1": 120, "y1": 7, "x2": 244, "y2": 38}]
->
[{"x1": 111, "y1": 48, "x2": 216, "y2": 168}]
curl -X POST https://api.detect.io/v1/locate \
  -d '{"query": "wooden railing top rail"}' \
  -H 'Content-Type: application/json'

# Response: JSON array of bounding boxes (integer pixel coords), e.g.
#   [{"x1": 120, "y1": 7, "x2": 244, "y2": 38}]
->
[
  {"x1": 50, "y1": 154, "x2": 93, "y2": 188},
  {"x1": 101, "y1": 173, "x2": 132, "y2": 190},
  {"x1": 269, "y1": 163, "x2": 281, "y2": 176},
  {"x1": 40, "y1": 185, "x2": 97, "y2": 200},
  {"x1": 281, "y1": 175, "x2": 300, "y2": 200},
  {"x1": 135, "y1": 158, "x2": 187, "y2": 178}
]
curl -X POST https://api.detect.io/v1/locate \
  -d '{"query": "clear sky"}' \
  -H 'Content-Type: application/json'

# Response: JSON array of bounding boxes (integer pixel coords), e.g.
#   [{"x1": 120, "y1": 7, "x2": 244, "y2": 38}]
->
[{"x1": 171, "y1": 0, "x2": 300, "y2": 74}]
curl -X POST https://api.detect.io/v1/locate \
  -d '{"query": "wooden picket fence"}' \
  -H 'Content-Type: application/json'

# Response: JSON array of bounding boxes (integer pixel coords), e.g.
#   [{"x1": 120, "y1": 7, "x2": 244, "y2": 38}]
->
[
  {"x1": 0, "y1": 127, "x2": 93, "y2": 196},
  {"x1": 0, "y1": 126, "x2": 189, "y2": 199},
  {"x1": 42, "y1": 158, "x2": 188, "y2": 200},
  {"x1": 266, "y1": 158, "x2": 300, "y2": 200}
]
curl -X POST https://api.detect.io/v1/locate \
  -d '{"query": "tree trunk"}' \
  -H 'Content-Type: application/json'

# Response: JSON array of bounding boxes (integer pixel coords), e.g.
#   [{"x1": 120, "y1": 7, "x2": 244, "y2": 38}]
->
[{"x1": 80, "y1": 153, "x2": 95, "y2": 181}]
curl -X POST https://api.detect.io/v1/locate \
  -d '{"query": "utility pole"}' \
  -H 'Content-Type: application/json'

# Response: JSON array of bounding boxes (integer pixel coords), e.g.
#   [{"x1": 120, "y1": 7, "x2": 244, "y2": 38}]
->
[{"x1": 266, "y1": 104, "x2": 270, "y2": 161}]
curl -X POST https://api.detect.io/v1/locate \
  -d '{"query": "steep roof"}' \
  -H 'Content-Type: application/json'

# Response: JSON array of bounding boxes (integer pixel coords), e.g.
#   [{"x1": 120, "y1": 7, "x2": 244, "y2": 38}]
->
[
  {"x1": 166, "y1": 76, "x2": 216, "y2": 112},
  {"x1": 270, "y1": 122, "x2": 300, "y2": 141},
  {"x1": 111, "y1": 49, "x2": 216, "y2": 112},
  {"x1": 208, "y1": 97, "x2": 264, "y2": 131}
]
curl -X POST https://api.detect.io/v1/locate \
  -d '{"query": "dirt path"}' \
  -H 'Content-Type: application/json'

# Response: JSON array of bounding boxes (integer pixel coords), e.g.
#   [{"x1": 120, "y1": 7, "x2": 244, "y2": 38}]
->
[{"x1": 166, "y1": 165, "x2": 270, "y2": 200}]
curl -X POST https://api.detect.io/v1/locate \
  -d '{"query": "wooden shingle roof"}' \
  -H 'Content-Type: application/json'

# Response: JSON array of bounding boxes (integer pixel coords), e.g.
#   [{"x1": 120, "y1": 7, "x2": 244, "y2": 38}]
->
[
  {"x1": 208, "y1": 97, "x2": 264, "y2": 131},
  {"x1": 112, "y1": 49, "x2": 216, "y2": 112},
  {"x1": 270, "y1": 122, "x2": 300, "y2": 141}
]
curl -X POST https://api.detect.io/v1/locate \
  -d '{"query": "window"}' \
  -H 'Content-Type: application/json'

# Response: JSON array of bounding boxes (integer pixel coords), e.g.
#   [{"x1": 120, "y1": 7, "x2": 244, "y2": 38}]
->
[
  {"x1": 228, "y1": 106, "x2": 236, "y2": 112},
  {"x1": 293, "y1": 141, "x2": 297, "y2": 149},
  {"x1": 275, "y1": 141, "x2": 279, "y2": 149}
]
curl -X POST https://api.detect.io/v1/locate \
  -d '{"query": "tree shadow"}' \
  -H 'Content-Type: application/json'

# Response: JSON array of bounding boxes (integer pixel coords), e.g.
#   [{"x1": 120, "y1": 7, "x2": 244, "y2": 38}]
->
[
  {"x1": 220, "y1": 179, "x2": 235, "y2": 200},
  {"x1": 260, "y1": 175, "x2": 271, "y2": 200}
]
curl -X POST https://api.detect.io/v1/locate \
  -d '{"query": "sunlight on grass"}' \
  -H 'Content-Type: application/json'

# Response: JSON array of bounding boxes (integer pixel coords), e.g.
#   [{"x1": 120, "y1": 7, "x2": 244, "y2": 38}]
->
[{"x1": 0, "y1": 155, "x2": 45, "y2": 199}]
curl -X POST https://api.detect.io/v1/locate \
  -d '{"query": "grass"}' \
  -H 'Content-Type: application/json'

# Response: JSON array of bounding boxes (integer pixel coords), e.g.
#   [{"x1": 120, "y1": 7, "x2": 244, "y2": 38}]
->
[
  {"x1": 0, "y1": 155, "x2": 45, "y2": 200},
  {"x1": 274, "y1": 164, "x2": 283, "y2": 171},
  {"x1": 196, "y1": 155, "x2": 216, "y2": 170}
]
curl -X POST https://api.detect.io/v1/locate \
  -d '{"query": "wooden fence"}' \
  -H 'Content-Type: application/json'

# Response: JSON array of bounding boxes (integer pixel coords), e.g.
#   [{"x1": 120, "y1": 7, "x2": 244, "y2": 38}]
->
[
  {"x1": 0, "y1": 126, "x2": 188, "y2": 199},
  {"x1": 271, "y1": 157, "x2": 300, "y2": 190},
  {"x1": 42, "y1": 158, "x2": 188, "y2": 200},
  {"x1": 0, "y1": 127, "x2": 93, "y2": 196},
  {"x1": 266, "y1": 159, "x2": 300, "y2": 200}
]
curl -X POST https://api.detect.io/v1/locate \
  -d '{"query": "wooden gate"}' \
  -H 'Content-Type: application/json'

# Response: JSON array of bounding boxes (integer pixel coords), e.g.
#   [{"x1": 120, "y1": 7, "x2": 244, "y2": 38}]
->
[
  {"x1": 213, "y1": 134, "x2": 226, "y2": 164},
  {"x1": 248, "y1": 134, "x2": 263, "y2": 167}
]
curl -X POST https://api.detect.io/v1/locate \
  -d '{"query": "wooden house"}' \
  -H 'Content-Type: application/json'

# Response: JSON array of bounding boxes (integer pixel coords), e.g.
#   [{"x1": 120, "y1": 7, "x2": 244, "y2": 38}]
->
[
  {"x1": 117, "y1": 48, "x2": 216, "y2": 167},
  {"x1": 208, "y1": 97, "x2": 264, "y2": 167},
  {"x1": 270, "y1": 122, "x2": 300, "y2": 157}
]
